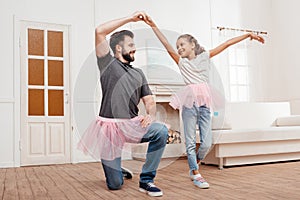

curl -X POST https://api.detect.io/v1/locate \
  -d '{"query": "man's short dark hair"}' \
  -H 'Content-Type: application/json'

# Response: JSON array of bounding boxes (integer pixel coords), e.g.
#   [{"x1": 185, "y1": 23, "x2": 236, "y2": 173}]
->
[{"x1": 109, "y1": 30, "x2": 134, "y2": 54}]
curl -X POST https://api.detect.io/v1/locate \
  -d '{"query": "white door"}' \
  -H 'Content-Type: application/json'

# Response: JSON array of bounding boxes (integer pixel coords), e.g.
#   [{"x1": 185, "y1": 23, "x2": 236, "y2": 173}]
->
[{"x1": 20, "y1": 21, "x2": 71, "y2": 166}]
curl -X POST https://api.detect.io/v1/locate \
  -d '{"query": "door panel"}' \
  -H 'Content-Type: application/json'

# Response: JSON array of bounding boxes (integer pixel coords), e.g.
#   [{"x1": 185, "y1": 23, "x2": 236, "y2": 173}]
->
[
  {"x1": 28, "y1": 123, "x2": 45, "y2": 155},
  {"x1": 48, "y1": 123, "x2": 65, "y2": 154},
  {"x1": 20, "y1": 21, "x2": 70, "y2": 166}
]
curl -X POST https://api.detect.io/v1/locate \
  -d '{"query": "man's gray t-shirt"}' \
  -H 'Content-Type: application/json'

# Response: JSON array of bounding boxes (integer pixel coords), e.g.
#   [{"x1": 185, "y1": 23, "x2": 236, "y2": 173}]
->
[{"x1": 97, "y1": 53, "x2": 152, "y2": 119}]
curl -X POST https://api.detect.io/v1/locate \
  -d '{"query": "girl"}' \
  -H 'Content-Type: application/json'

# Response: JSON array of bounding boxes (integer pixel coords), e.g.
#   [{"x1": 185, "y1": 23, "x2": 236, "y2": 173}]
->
[{"x1": 143, "y1": 14, "x2": 265, "y2": 189}]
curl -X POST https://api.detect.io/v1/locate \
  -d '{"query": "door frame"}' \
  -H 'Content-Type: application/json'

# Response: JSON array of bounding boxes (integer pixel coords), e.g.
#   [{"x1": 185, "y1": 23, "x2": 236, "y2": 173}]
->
[{"x1": 14, "y1": 16, "x2": 73, "y2": 167}]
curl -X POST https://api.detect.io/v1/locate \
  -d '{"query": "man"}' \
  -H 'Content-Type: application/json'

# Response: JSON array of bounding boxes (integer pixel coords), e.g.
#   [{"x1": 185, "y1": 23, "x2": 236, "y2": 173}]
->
[{"x1": 92, "y1": 11, "x2": 168, "y2": 197}]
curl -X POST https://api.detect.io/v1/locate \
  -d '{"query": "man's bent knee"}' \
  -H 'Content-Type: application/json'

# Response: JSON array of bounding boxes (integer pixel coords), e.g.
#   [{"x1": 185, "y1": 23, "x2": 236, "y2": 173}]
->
[
  {"x1": 107, "y1": 180, "x2": 123, "y2": 190},
  {"x1": 160, "y1": 124, "x2": 169, "y2": 140},
  {"x1": 149, "y1": 123, "x2": 168, "y2": 138},
  {"x1": 157, "y1": 124, "x2": 169, "y2": 146}
]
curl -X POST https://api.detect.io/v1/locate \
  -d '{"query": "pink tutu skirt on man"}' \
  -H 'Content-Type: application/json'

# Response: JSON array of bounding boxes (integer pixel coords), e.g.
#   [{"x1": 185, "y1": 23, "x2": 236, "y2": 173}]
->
[{"x1": 77, "y1": 116, "x2": 147, "y2": 161}]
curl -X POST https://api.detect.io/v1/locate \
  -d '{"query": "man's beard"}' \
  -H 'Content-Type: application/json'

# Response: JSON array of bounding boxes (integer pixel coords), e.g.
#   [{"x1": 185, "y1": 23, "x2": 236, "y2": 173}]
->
[{"x1": 122, "y1": 51, "x2": 135, "y2": 63}]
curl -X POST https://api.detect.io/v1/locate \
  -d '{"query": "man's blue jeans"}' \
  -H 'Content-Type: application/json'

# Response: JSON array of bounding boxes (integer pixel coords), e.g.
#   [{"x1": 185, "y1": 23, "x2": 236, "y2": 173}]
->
[
  {"x1": 182, "y1": 104, "x2": 212, "y2": 172},
  {"x1": 101, "y1": 122, "x2": 168, "y2": 190}
]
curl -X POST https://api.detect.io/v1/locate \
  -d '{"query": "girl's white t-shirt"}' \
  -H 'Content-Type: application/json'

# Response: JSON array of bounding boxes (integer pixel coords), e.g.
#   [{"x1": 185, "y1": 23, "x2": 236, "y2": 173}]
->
[{"x1": 178, "y1": 51, "x2": 210, "y2": 84}]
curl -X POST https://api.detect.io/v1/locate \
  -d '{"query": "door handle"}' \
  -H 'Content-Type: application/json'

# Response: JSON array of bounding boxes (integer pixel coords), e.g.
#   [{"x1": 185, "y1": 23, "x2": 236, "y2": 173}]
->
[{"x1": 65, "y1": 92, "x2": 69, "y2": 104}]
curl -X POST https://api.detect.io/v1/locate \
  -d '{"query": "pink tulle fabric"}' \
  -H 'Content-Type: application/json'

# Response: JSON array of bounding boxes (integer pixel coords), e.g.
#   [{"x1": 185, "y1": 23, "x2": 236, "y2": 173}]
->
[
  {"x1": 169, "y1": 83, "x2": 225, "y2": 110},
  {"x1": 77, "y1": 116, "x2": 147, "y2": 161}
]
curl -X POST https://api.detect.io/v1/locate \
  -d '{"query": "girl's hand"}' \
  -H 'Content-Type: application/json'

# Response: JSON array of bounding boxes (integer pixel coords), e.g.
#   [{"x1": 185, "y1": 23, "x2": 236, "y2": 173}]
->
[
  {"x1": 130, "y1": 11, "x2": 146, "y2": 22},
  {"x1": 143, "y1": 14, "x2": 156, "y2": 28},
  {"x1": 249, "y1": 33, "x2": 265, "y2": 44}
]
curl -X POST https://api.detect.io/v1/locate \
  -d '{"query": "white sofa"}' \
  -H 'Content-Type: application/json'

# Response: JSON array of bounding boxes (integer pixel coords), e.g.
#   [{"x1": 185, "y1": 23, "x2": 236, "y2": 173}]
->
[{"x1": 202, "y1": 102, "x2": 300, "y2": 169}]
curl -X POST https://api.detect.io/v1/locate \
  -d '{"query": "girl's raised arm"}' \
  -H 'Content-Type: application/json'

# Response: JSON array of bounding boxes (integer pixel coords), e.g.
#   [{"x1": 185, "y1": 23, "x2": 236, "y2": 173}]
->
[
  {"x1": 209, "y1": 33, "x2": 265, "y2": 58},
  {"x1": 143, "y1": 15, "x2": 180, "y2": 64}
]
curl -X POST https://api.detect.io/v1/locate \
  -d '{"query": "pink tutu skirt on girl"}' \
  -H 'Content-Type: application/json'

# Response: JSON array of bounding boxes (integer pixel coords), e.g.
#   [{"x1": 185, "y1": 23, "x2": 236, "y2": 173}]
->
[
  {"x1": 77, "y1": 116, "x2": 147, "y2": 161},
  {"x1": 169, "y1": 83, "x2": 225, "y2": 110}
]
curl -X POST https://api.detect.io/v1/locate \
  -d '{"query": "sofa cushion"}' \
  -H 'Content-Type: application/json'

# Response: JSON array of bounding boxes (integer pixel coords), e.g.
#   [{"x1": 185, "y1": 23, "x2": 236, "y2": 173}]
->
[
  {"x1": 212, "y1": 126, "x2": 300, "y2": 144},
  {"x1": 275, "y1": 115, "x2": 300, "y2": 126},
  {"x1": 226, "y1": 102, "x2": 290, "y2": 129},
  {"x1": 212, "y1": 116, "x2": 232, "y2": 130}
]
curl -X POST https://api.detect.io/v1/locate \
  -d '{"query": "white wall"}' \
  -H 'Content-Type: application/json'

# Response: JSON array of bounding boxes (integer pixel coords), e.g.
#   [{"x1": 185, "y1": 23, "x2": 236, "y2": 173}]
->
[
  {"x1": 270, "y1": 0, "x2": 300, "y2": 114},
  {"x1": 95, "y1": 0, "x2": 212, "y2": 47},
  {"x1": 209, "y1": 0, "x2": 300, "y2": 114},
  {"x1": 210, "y1": 0, "x2": 273, "y2": 102},
  {"x1": 93, "y1": 0, "x2": 273, "y2": 104},
  {"x1": 0, "y1": 0, "x2": 16, "y2": 167},
  {"x1": 0, "y1": 0, "x2": 95, "y2": 167}
]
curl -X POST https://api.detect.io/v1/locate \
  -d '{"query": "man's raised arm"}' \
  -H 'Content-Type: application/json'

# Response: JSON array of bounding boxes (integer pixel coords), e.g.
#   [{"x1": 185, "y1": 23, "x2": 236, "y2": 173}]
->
[{"x1": 95, "y1": 11, "x2": 146, "y2": 57}]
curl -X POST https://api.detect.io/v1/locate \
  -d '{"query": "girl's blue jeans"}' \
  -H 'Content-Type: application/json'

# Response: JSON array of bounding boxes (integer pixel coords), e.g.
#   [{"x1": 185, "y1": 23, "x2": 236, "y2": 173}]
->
[{"x1": 182, "y1": 104, "x2": 212, "y2": 171}]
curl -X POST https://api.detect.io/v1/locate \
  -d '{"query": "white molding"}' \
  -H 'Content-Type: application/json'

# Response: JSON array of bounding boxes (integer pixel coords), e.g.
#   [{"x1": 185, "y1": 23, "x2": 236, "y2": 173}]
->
[
  {"x1": 11, "y1": 14, "x2": 73, "y2": 29},
  {"x1": 0, "y1": 99, "x2": 15, "y2": 103},
  {"x1": 68, "y1": 24, "x2": 77, "y2": 164},
  {"x1": 0, "y1": 162, "x2": 16, "y2": 168},
  {"x1": 13, "y1": 15, "x2": 21, "y2": 167}
]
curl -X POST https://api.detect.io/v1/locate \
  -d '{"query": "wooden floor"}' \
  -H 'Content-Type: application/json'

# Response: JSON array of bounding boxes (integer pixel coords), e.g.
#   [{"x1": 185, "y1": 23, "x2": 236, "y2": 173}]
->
[{"x1": 1, "y1": 158, "x2": 300, "y2": 200}]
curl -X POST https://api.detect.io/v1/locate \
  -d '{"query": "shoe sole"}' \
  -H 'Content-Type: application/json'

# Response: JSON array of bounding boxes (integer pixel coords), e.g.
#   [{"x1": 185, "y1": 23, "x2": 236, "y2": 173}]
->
[
  {"x1": 121, "y1": 167, "x2": 133, "y2": 179},
  {"x1": 139, "y1": 188, "x2": 163, "y2": 197},
  {"x1": 194, "y1": 183, "x2": 210, "y2": 189},
  {"x1": 191, "y1": 177, "x2": 210, "y2": 189}
]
